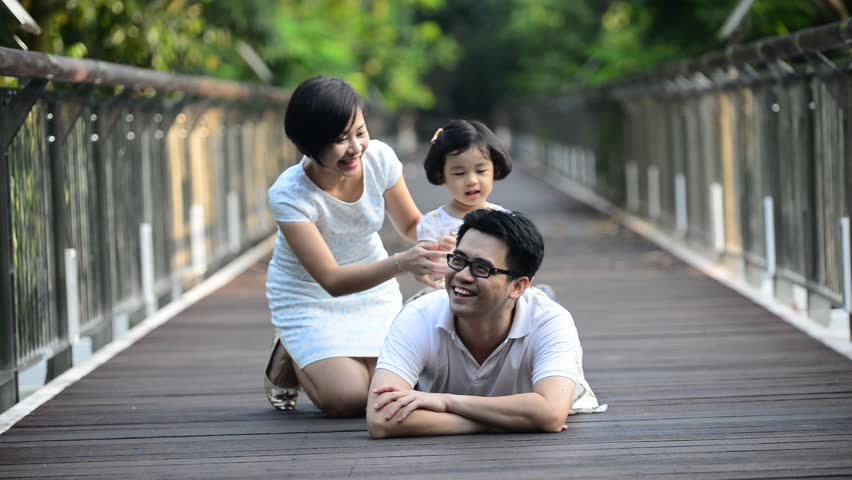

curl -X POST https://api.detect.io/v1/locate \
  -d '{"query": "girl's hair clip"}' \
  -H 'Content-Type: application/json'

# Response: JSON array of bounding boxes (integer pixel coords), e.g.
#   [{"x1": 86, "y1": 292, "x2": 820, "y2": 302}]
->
[{"x1": 430, "y1": 128, "x2": 443, "y2": 144}]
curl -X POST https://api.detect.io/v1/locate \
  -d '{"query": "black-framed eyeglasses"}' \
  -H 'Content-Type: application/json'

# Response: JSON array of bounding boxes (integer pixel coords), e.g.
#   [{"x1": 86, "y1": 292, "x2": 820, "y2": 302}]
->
[{"x1": 446, "y1": 253, "x2": 515, "y2": 279}]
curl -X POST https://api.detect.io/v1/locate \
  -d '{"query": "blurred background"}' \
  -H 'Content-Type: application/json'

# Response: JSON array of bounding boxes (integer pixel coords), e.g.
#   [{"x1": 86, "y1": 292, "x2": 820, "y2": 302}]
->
[{"x1": 5, "y1": 0, "x2": 850, "y2": 119}]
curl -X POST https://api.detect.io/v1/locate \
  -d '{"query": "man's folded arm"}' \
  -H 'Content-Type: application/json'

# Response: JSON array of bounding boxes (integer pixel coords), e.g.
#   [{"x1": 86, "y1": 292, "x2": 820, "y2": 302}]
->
[
  {"x1": 367, "y1": 369, "x2": 576, "y2": 438},
  {"x1": 367, "y1": 369, "x2": 488, "y2": 439},
  {"x1": 442, "y1": 376, "x2": 575, "y2": 433}
]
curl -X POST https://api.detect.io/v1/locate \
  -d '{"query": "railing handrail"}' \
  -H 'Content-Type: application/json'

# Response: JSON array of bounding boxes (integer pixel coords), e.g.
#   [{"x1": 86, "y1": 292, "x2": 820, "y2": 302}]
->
[
  {"x1": 609, "y1": 18, "x2": 852, "y2": 88},
  {"x1": 0, "y1": 46, "x2": 289, "y2": 103}
]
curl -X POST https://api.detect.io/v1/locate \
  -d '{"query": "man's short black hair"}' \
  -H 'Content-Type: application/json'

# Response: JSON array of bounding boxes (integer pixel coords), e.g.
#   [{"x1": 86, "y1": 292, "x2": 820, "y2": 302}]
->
[
  {"x1": 423, "y1": 120, "x2": 512, "y2": 185},
  {"x1": 284, "y1": 76, "x2": 364, "y2": 161},
  {"x1": 456, "y1": 209, "x2": 543, "y2": 279}
]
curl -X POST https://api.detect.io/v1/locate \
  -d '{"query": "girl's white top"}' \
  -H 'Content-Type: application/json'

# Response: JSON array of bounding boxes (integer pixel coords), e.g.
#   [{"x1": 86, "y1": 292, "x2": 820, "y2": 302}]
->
[
  {"x1": 266, "y1": 139, "x2": 403, "y2": 368},
  {"x1": 416, "y1": 202, "x2": 506, "y2": 243}
]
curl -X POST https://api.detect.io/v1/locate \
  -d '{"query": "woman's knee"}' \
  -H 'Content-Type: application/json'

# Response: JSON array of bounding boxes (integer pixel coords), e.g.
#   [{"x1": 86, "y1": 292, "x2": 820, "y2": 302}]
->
[
  {"x1": 299, "y1": 357, "x2": 372, "y2": 416},
  {"x1": 314, "y1": 388, "x2": 367, "y2": 417}
]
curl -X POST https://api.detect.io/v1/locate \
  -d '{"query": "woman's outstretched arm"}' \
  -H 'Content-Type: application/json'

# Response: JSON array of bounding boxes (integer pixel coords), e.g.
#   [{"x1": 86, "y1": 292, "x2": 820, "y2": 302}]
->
[
  {"x1": 383, "y1": 176, "x2": 422, "y2": 243},
  {"x1": 279, "y1": 222, "x2": 447, "y2": 297}
]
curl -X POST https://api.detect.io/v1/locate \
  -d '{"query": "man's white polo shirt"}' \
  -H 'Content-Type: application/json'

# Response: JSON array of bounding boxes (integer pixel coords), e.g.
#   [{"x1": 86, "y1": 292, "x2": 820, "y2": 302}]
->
[{"x1": 376, "y1": 287, "x2": 605, "y2": 414}]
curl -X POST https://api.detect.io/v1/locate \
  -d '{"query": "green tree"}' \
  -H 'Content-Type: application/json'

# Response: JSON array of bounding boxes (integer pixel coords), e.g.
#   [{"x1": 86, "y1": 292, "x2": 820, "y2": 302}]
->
[
  {"x1": 15, "y1": 0, "x2": 458, "y2": 110},
  {"x1": 21, "y1": 0, "x2": 242, "y2": 77},
  {"x1": 261, "y1": 0, "x2": 457, "y2": 110},
  {"x1": 585, "y1": 0, "x2": 843, "y2": 85},
  {"x1": 425, "y1": 0, "x2": 602, "y2": 116}
]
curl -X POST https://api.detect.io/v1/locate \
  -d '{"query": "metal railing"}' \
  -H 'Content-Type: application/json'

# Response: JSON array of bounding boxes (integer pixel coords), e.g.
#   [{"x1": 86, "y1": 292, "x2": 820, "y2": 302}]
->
[
  {"x1": 0, "y1": 47, "x2": 298, "y2": 410},
  {"x1": 513, "y1": 20, "x2": 852, "y2": 336}
]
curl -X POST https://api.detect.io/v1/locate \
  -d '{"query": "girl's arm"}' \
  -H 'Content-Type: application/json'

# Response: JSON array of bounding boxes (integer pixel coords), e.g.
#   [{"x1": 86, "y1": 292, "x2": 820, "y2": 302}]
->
[
  {"x1": 279, "y1": 222, "x2": 447, "y2": 297},
  {"x1": 383, "y1": 176, "x2": 422, "y2": 243}
]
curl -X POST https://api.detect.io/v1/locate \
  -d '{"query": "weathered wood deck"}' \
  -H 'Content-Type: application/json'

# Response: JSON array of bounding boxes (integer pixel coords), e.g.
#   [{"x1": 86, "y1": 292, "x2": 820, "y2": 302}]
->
[{"x1": 1, "y1": 161, "x2": 851, "y2": 479}]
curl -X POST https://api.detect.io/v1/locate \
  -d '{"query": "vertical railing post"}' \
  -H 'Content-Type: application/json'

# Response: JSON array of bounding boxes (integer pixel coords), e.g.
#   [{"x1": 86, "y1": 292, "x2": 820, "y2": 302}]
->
[
  {"x1": 46, "y1": 100, "x2": 73, "y2": 378},
  {"x1": 828, "y1": 217, "x2": 851, "y2": 338},
  {"x1": 0, "y1": 147, "x2": 18, "y2": 411},
  {"x1": 92, "y1": 108, "x2": 115, "y2": 349},
  {"x1": 190, "y1": 205, "x2": 207, "y2": 277},
  {"x1": 762, "y1": 196, "x2": 776, "y2": 296},
  {"x1": 626, "y1": 162, "x2": 639, "y2": 211},
  {"x1": 45, "y1": 102, "x2": 72, "y2": 340},
  {"x1": 226, "y1": 111, "x2": 244, "y2": 254},
  {"x1": 648, "y1": 165, "x2": 660, "y2": 221},
  {"x1": 841, "y1": 217, "x2": 851, "y2": 313},
  {"x1": 711, "y1": 182, "x2": 725, "y2": 254},
  {"x1": 227, "y1": 192, "x2": 241, "y2": 254},
  {"x1": 64, "y1": 249, "x2": 80, "y2": 345},
  {"x1": 139, "y1": 223, "x2": 156, "y2": 318},
  {"x1": 589, "y1": 149, "x2": 597, "y2": 189},
  {"x1": 675, "y1": 173, "x2": 688, "y2": 236}
]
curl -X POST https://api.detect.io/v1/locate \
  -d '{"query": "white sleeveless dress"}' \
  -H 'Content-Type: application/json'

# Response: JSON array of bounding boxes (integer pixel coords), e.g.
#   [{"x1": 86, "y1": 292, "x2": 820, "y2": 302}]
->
[{"x1": 266, "y1": 140, "x2": 403, "y2": 368}]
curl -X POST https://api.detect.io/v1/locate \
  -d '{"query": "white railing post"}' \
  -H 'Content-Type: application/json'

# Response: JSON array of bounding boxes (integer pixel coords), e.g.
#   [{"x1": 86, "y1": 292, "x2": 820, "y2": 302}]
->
[
  {"x1": 842, "y1": 217, "x2": 851, "y2": 312},
  {"x1": 570, "y1": 147, "x2": 578, "y2": 180},
  {"x1": 647, "y1": 165, "x2": 660, "y2": 220},
  {"x1": 675, "y1": 173, "x2": 688, "y2": 235},
  {"x1": 227, "y1": 191, "x2": 241, "y2": 254},
  {"x1": 829, "y1": 217, "x2": 852, "y2": 338},
  {"x1": 64, "y1": 249, "x2": 80, "y2": 345},
  {"x1": 577, "y1": 148, "x2": 587, "y2": 185},
  {"x1": 190, "y1": 204, "x2": 207, "y2": 276},
  {"x1": 589, "y1": 150, "x2": 597, "y2": 188},
  {"x1": 762, "y1": 196, "x2": 776, "y2": 296},
  {"x1": 711, "y1": 182, "x2": 725, "y2": 254},
  {"x1": 140, "y1": 223, "x2": 156, "y2": 318},
  {"x1": 626, "y1": 163, "x2": 639, "y2": 211}
]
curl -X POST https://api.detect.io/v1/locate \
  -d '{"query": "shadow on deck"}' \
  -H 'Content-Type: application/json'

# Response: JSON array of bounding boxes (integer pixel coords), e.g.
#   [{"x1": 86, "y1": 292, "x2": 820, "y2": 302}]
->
[{"x1": 1, "y1": 161, "x2": 851, "y2": 479}]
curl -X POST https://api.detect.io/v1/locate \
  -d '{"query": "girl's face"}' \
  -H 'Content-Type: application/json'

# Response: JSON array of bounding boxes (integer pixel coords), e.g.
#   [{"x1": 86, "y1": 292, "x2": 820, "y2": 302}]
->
[
  {"x1": 443, "y1": 147, "x2": 494, "y2": 212},
  {"x1": 317, "y1": 108, "x2": 370, "y2": 177}
]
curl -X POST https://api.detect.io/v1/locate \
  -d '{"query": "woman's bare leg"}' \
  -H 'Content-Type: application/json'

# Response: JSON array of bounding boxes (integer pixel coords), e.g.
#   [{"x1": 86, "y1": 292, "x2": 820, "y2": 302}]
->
[{"x1": 295, "y1": 357, "x2": 376, "y2": 417}]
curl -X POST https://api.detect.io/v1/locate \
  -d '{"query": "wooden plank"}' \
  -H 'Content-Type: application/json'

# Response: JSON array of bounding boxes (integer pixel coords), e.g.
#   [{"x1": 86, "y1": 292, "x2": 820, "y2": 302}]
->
[{"x1": 0, "y1": 161, "x2": 850, "y2": 478}]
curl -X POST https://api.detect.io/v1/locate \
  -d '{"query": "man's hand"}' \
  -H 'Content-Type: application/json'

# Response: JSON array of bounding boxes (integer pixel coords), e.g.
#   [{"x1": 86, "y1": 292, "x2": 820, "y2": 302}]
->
[{"x1": 372, "y1": 385, "x2": 448, "y2": 423}]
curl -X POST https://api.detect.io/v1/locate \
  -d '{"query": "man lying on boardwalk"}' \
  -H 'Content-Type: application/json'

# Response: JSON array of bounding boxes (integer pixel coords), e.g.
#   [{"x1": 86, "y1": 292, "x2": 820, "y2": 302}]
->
[{"x1": 367, "y1": 209, "x2": 605, "y2": 438}]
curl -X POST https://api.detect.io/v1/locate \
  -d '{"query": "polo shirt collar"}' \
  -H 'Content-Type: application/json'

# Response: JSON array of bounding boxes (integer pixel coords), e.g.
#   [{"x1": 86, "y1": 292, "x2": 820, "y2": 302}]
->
[
  {"x1": 437, "y1": 307, "x2": 456, "y2": 335},
  {"x1": 506, "y1": 293, "x2": 531, "y2": 339},
  {"x1": 436, "y1": 293, "x2": 532, "y2": 339}
]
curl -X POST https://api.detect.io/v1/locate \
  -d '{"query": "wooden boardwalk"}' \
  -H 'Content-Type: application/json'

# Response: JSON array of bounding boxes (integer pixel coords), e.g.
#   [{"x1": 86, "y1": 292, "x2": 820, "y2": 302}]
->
[{"x1": 1, "y1": 160, "x2": 851, "y2": 479}]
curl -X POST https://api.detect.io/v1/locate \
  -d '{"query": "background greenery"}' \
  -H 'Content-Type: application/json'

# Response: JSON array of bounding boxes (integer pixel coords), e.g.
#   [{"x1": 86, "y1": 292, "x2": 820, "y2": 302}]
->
[{"x1": 7, "y1": 0, "x2": 850, "y2": 116}]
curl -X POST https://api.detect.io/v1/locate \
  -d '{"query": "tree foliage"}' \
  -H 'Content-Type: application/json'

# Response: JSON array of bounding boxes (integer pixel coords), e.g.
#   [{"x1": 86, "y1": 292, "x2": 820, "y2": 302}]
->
[
  {"x1": 260, "y1": 0, "x2": 457, "y2": 110},
  {"x1": 8, "y1": 0, "x2": 849, "y2": 114},
  {"x1": 20, "y1": 0, "x2": 239, "y2": 74},
  {"x1": 583, "y1": 0, "x2": 840, "y2": 85},
  {"x1": 15, "y1": 0, "x2": 457, "y2": 110}
]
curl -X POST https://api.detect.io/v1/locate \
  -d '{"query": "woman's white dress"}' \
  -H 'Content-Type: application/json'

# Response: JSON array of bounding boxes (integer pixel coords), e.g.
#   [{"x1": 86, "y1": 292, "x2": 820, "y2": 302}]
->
[{"x1": 266, "y1": 140, "x2": 403, "y2": 368}]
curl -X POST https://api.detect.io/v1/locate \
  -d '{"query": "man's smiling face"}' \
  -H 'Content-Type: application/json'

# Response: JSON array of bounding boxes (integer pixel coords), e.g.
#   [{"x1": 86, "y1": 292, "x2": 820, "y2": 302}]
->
[{"x1": 445, "y1": 229, "x2": 516, "y2": 320}]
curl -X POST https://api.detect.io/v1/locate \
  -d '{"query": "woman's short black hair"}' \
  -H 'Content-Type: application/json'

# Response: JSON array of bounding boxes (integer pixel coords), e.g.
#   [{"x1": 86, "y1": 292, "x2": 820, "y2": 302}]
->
[
  {"x1": 423, "y1": 119, "x2": 512, "y2": 185},
  {"x1": 456, "y1": 209, "x2": 543, "y2": 279},
  {"x1": 284, "y1": 76, "x2": 364, "y2": 161}
]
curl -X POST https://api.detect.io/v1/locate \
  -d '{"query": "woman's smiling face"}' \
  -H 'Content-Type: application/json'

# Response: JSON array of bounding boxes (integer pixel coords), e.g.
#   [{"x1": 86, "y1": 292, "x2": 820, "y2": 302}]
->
[{"x1": 317, "y1": 108, "x2": 370, "y2": 177}]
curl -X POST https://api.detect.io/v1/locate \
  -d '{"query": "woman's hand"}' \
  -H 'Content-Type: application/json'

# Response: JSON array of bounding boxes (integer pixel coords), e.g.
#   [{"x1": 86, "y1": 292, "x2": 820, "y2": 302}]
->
[
  {"x1": 435, "y1": 234, "x2": 456, "y2": 253},
  {"x1": 396, "y1": 242, "x2": 449, "y2": 288}
]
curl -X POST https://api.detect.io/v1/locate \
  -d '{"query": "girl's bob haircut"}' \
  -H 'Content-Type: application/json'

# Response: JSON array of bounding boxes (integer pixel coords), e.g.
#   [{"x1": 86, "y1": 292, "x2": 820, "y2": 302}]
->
[
  {"x1": 284, "y1": 76, "x2": 364, "y2": 162},
  {"x1": 423, "y1": 119, "x2": 512, "y2": 185}
]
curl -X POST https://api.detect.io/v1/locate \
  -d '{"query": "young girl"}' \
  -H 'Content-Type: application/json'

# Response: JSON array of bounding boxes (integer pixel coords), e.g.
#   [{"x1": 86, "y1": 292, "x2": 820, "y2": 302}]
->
[
  {"x1": 417, "y1": 119, "x2": 512, "y2": 244},
  {"x1": 414, "y1": 119, "x2": 557, "y2": 301},
  {"x1": 403, "y1": 120, "x2": 511, "y2": 300}
]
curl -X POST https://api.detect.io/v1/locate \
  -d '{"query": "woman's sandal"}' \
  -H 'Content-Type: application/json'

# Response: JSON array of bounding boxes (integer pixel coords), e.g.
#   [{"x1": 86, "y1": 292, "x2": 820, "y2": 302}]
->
[
  {"x1": 264, "y1": 378, "x2": 299, "y2": 411},
  {"x1": 264, "y1": 333, "x2": 300, "y2": 411}
]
